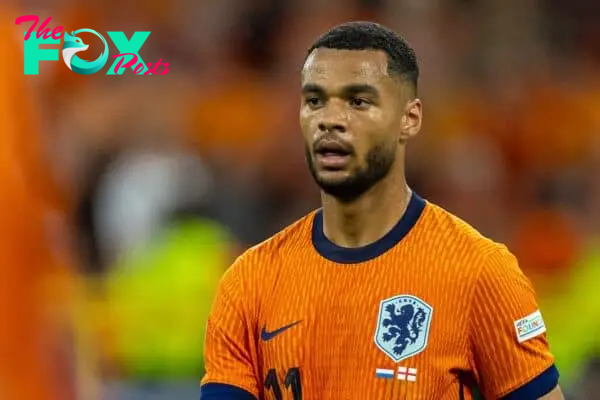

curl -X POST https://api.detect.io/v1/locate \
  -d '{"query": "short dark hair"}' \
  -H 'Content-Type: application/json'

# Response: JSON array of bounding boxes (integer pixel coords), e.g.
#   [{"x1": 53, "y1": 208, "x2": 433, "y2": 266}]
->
[{"x1": 306, "y1": 21, "x2": 419, "y2": 94}]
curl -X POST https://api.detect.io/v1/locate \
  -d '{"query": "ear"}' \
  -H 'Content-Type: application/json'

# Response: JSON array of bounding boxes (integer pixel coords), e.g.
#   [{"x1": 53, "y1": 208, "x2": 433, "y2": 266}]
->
[{"x1": 399, "y1": 98, "x2": 422, "y2": 141}]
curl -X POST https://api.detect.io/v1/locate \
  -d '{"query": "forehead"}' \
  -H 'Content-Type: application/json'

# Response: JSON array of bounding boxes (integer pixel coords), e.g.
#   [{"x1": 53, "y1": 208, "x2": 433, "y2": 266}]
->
[{"x1": 301, "y1": 48, "x2": 391, "y2": 87}]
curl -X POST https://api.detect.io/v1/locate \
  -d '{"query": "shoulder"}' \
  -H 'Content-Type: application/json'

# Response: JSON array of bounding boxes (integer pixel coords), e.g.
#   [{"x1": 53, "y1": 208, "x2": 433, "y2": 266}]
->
[
  {"x1": 421, "y1": 200, "x2": 521, "y2": 278},
  {"x1": 422, "y1": 201, "x2": 494, "y2": 248},
  {"x1": 211, "y1": 211, "x2": 317, "y2": 322},
  {"x1": 240, "y1": 210, "x2": 316, "y2": 265},
  {"x1": 222, "y1": 210, "x2": 317, "y2": 282}
]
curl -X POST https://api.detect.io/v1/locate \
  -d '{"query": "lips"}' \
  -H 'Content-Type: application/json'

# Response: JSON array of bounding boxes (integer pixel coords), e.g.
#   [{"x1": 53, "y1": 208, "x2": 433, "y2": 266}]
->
[
  {"x1": 314, "y1": 140, "x2": 352, "y2": 169},
  {"x1": 315, "y1": 141, "x2": 352, "y2": 157}
]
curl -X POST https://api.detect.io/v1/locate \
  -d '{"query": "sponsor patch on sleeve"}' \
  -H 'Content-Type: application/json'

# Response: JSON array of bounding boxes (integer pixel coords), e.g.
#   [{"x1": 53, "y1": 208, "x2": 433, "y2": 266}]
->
[{"x1": 514, "y1": 310, "x2": 546, "y2": 343}]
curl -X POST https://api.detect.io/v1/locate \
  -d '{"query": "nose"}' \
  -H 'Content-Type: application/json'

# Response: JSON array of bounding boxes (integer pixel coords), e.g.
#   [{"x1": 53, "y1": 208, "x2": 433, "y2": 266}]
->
[
  {"x1": 318, "y1": 121, "x2": 346, "y2": 133},
  {"x1": 317, "y1": 101, "x2": 347, "y2": 134}
]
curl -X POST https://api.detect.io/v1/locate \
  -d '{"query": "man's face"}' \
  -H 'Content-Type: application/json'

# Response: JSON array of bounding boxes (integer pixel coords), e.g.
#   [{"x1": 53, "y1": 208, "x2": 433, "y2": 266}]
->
[{"x1": 300, "y1": 48, "x2": 406, "y2": 201}]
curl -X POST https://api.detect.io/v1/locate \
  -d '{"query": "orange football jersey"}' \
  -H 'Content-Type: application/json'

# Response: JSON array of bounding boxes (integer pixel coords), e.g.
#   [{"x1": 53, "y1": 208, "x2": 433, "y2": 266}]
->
[{"x1": 201, "y1": 193, "x2": 558, "y2": 399}]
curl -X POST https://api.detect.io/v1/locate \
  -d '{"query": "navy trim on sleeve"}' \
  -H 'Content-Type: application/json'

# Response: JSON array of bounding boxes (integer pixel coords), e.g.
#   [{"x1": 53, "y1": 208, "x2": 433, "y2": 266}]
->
[
  {"x1": 200, "y1": 383, "x2": 257, "y2": 400},
  {"x1": 500, "y1": 364, "x2": 559, "y2": 400}
]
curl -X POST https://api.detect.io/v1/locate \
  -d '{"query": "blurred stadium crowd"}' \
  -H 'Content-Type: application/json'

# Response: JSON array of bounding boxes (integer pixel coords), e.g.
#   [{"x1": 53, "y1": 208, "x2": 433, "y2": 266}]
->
[{"x1": 1, "y1": 0, "x2": 600, "y2": 398}]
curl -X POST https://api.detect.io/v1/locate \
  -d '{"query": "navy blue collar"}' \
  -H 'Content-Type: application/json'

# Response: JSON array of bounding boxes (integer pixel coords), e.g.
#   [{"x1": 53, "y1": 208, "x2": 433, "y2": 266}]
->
[{"x1": 311, "y1": 192, "x2": 426, "y2": 264}]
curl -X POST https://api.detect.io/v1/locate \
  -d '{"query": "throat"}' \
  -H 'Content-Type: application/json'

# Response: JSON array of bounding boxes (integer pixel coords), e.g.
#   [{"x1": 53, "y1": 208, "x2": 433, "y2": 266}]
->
[
  {"x1": 329, "y1": 212, "x2": 371, "y2": 248},
  {"x1": 322, "y1": 186, "x2": 412, "y2": 248},
  {"x1": 312, "y1": 189, "x2": 426, "y2": 264}
]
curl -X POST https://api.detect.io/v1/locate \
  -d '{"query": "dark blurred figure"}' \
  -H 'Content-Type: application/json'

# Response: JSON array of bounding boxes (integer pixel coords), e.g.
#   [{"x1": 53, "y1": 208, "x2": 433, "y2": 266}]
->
[
  {"x1": 233, "y1": 0, "x2": 290, "y2": 72},
  {"x1": 566, "y1": 358, "x2": 600, "y2": 400}
]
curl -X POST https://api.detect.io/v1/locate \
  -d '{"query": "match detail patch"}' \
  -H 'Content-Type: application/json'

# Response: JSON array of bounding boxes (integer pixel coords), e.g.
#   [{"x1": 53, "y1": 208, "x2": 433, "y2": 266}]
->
[
  {"x1": 514, "y1": 310, "x2": 546, "y2": 343},
  {"x1": 397, "y1": 366, "x2": 417, "y2": 382}
]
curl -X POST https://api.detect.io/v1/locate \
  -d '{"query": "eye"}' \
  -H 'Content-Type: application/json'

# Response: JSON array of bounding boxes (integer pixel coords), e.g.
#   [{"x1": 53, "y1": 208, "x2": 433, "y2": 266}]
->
[
  {"x1": 305, "y1": 97, "x2": 322, "y2": 108},
  {"x1": 350, "y1": 97, "x2": 370, "y2": 108}
]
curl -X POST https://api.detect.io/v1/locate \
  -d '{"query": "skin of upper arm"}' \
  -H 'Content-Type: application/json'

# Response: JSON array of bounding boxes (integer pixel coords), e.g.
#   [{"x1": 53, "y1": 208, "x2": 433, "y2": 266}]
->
[{"x1": 539, "y1": 385, "x2": 564, "y2": 400}]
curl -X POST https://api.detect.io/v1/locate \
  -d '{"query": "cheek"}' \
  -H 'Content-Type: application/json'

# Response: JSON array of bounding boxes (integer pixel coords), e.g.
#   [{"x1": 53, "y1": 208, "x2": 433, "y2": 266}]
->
[
  {"x1": 367, "y1": 108, "x2": 396, "y2": 131},
  {"x1": 368, "y1": 112, "x2": 399, "y2": 143},
  {"x1": 358, "y1": 109, "x2": 391, "y2": 134},
  {"x1": 355, "y1": 129, "x2": 396, "y2": 164},
  {"x1": 299, "y1": 109, "x2": 316, "y2": 140},
  {"x1": 353, "y1": 138, "x2": 377, "y2": 165}
]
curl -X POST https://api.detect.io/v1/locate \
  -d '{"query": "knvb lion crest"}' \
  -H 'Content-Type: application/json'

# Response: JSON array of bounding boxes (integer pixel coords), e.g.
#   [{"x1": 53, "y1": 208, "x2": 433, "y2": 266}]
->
[{"x1": 374, "y1": 295, "x2": 433, "y2": 363}]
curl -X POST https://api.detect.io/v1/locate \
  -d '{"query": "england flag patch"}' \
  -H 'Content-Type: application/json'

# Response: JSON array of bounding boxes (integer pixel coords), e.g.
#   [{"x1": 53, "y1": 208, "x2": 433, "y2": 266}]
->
[
  {"x1": 397, "y1": 366, "x2": 417, "y2": 382},
  {"x1": 514, "y1": 310, "x2": 546, "y2": 343}
]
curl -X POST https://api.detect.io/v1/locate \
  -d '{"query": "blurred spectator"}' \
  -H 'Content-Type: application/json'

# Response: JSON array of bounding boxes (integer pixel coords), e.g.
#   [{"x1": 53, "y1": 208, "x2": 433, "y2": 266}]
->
[{"x1": 0, "y1": 7, "x2": 75, "y2": 399}]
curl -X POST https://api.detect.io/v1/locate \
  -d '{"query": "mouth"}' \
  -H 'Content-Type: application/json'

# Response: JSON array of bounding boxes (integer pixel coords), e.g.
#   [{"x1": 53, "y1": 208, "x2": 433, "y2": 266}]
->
[{"x1": 314, "y1": 141, "x2": 352, "y2": 169}]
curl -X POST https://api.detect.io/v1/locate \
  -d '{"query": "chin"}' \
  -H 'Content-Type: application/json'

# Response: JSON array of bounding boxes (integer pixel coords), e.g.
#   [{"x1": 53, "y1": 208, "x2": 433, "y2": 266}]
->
[
  {"x1": 315, "y1": 175, "x2": 364, "y2": 200},
  {"x1": 316, "y1": 169, "x2": 352, "y2": 183}
]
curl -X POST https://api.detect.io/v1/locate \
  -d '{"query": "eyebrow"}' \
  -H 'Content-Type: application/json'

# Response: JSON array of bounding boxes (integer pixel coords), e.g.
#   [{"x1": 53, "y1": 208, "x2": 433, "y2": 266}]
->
[
  {"x1": 301, "y1": 83, "x2": 380, "y2": 97},
  {"x1": 301, "y1": 83, "x2": 325, "y2": 96}
]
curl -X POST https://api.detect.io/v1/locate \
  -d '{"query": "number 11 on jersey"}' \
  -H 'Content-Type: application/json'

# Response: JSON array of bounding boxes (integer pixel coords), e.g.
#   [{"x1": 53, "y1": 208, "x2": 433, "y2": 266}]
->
[{"x1": 264, "y1": 367, "x2": 302, "y2": 400}]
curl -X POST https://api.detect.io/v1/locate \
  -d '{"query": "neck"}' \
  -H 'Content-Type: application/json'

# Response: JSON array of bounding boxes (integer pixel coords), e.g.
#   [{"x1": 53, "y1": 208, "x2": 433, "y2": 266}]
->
[{"x1": 320, "y1": 167, "x2": 411, "y2": 248}]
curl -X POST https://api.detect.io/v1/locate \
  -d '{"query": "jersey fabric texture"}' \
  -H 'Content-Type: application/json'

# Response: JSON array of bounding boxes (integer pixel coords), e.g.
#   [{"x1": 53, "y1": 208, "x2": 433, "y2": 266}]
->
[{"x1": 200, "y1": 193, "x2": 558, "y2": 399}]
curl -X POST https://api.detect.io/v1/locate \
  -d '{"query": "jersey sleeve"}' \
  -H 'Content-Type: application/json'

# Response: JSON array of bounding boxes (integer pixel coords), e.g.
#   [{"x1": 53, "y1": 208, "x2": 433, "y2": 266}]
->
[
  {"x1": 200, "y1": 256, "x2": 260, "y2": 399},
  {"x1": 469, "y1": 245, "x2": 559, "y2": 399}
]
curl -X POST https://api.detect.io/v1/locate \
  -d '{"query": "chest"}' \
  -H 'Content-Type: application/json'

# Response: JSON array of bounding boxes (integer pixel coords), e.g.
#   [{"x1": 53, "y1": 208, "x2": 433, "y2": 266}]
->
[{"x1": 256, "y1": 262, "x2": 472, "y2": 399}]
